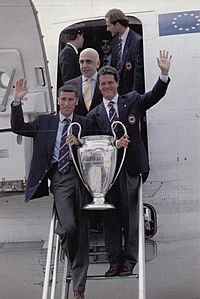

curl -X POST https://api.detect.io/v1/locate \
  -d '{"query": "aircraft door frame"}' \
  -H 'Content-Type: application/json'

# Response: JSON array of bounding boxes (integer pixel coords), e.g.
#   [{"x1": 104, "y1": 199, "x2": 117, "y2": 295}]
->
[{"x1": 0, "y1": 0, "x2": 53, "y2": 191}]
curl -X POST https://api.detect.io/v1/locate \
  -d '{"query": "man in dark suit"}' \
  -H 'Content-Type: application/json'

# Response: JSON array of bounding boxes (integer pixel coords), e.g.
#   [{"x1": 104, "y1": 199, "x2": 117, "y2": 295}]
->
[
  {"x1": 87, "y1": 50, "x2": 172, "y2": 277},
  {"x1": 11, "y1": 81, "x2": 92, "y2": 299},
  {"x1": 105, "y1": 8, "x2": 145, "y2": 95},
  {"x1": 58, "y1": 26, "x2": 84, "y2": 87},
  {"x1": 66, "y1": 48, "x2": 102, "y2": 116}
]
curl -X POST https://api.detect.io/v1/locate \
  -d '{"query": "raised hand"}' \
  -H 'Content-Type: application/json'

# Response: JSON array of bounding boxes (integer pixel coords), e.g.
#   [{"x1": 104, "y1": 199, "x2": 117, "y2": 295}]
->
[
  {"x1": 14, "y1": 78, "x2": 28, "y2": 102},
  {"x1": 157, "y1": 50, "x2": 172, "y2": 76}
]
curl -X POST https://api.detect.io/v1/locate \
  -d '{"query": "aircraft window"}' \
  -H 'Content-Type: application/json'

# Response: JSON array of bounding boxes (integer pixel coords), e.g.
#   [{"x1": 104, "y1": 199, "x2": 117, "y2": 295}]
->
[
  {"x1": 17, "y1": 135, "x2": 23, "y2": 145},
  {"x1": 144, "y1": 203, "x2": 157, "y2": 238},
  {"x1": 0, "y1": 71, "x2": 10, "y2": 89}
]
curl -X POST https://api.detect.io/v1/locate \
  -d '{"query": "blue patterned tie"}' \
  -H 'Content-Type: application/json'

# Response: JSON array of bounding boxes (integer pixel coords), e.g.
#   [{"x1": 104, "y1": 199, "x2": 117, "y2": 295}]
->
[
  {"x1": 58, "y1": 118, "x2": 71, "y2": 174},
  {"x1": 108, "y1": 101, "x2": 118, "y2": 123},
  {"x1": 116, "y1": 37, "x2": 122, "y2": 72}
]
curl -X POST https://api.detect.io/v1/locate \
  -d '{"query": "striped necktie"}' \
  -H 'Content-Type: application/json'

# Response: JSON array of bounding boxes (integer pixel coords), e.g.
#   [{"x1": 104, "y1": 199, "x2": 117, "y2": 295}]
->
[
  {"x1": 58, "y1": 118, "x2": 71, "y2": 174},
  {"x1": 116, "y1": 37, "x2": 122, "y2": 72},
  {"x1": 108, "y1": 101, "x2": 118, "y2": 123},
  {"x1": 84, "y1": 78, "x2": 92, "y2": 111}
]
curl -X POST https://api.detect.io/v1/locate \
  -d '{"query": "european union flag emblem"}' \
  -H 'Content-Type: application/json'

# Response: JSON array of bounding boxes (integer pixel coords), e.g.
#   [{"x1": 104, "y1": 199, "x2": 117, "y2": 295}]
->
[{"x1": 159, "y1": 10, "x2": 200, "y2": 36}]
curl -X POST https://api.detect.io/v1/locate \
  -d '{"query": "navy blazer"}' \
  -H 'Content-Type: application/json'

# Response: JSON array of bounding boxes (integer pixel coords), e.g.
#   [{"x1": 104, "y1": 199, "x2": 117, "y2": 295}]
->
[
  {"x1": 11, "y1": 103, "x2": 92, "y2": 202},
  {"x1": 87, "y1": 78, "x2": 170, "y2": 177},
  {"x1": 111, "y1": 29, "x2": 144, "y2": 94},
  {"x1": 66, "y1": 75, "x2": 102, "y2": 116},
  {"x1": 59, "y1": 44, "x2": 81, "y2": 84}
]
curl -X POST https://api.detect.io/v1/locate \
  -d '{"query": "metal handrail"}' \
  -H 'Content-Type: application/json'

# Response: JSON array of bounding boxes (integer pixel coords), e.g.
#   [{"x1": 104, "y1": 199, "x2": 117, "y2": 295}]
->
[
  {"x1": 42, "y1": 209, "x2": 56, "y2": 299},
  {"x1": 50, "y1": 235, "x2": 60, "y2": 299},
  {"x1": 42, "y1": 174, "x2": 146, "y2": 299},
  {"x1": 138, "y1": 174, "x2": 146, "y2": 299},
  {"x1": 42, "y1": 207, "x2": 71, "y2": 299}
]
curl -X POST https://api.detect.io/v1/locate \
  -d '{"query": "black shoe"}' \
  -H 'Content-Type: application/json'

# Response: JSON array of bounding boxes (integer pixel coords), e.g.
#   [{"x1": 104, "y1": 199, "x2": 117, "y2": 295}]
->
[
  {"x1": 105, "y1": 263, "x2": 121, "y2": 277},
  {"x1": 119, "y1": 262, "x2": 136, "y2": 276}
]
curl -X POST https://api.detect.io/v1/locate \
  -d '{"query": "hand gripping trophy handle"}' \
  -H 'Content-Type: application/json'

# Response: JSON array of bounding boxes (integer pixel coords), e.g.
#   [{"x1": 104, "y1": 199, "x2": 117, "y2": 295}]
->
[
  {"x1": 110, "y1": 120, "x2": 127, "y2": 187},
  {"x1": 67, "y1": 121, "x2": 127, "y2": 210},
  {"x1": 67, "y1": 122, "x2": 89, "y2": 190}
]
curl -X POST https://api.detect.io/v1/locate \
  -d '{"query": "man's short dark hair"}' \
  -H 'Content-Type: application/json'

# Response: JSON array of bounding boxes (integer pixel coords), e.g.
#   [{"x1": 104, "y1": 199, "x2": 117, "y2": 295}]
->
[
  {"x1": 58, "y1": 84, "x2": 78, "y2": 97},
  {"x1": 63, "y1": 25, "x2": 84, "y2": 42},
  {"x1": 97, "y1": 66, "x2": 119, "y2": 84},
  {"x1": 105, "y1": 8, "x2": 129, "y2": 27}
]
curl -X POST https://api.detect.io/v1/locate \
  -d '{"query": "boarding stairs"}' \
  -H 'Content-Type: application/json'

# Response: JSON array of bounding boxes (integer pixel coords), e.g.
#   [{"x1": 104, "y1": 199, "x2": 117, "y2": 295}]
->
[{"x1": 42, "y1": 174, "x2": 146, "y2": 299}]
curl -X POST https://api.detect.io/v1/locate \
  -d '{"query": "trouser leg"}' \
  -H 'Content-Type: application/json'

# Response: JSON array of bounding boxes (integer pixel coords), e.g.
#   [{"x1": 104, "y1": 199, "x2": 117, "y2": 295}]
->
[
  {"x1": 120, "y1": 171, "x2": 139, "y2": 263},
  {"x1": 103, "y1": 209, "x2": 122, "y2": 264},
  {"x1": 72, "y1": 211, "x2": 90, "y2": 293},
  {"x1": 50, "y1": 169, "x2": 78, "y2": 263},
  {"x1": 103, "y1": 183, "x2": 123, "y2": 264}
]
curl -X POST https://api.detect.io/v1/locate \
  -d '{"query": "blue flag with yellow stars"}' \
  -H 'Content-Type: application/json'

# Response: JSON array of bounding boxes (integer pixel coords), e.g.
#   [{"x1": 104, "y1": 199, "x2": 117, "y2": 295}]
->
[{"x1": 159, "y1": 10, "x2": 200, "y2": 36}]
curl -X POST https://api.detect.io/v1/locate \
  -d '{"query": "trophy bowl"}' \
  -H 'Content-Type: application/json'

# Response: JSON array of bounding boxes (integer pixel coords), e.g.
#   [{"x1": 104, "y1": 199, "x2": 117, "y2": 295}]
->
[
  {"x1": 78, "y1": 135, "x2": 117, "y2": 210},
  {"x1": 67, "y1": 121, "x2": 127, "y2": 210}
]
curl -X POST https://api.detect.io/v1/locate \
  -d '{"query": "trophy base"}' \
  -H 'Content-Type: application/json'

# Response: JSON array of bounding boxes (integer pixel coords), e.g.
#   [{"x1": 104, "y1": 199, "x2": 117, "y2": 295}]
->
[{"x1": 83, "y1": 198, "x2": 115, "y2": 210}]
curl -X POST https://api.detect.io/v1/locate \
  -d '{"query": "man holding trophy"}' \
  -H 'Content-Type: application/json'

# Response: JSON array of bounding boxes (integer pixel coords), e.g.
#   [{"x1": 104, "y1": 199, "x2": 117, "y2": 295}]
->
[
  {"x1": 10, "y1": 83, "x2": 92, "y2": 299},
  {"x1": 87, "y1": 50, "x2": 172, "y2": 277}
]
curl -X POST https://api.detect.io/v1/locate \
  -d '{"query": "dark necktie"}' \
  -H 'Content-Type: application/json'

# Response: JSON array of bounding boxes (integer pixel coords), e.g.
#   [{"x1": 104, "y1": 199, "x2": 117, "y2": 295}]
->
[
  {"x1": 58, "y1": 118, "x2": 71, "y2": 174},
  {"x1": 103, "y1": 55, "x2": 108, "y2": 66},
  {"x1": 116, "y1": 37, "x2": 122, "y2": 72},
  {"x1": 108, "y1": 101, "x2": 118, "y2": 123}
]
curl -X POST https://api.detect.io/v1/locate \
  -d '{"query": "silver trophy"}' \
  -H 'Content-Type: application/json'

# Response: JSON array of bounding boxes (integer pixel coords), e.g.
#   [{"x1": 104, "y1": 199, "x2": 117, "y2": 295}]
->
[{"x1": 67, "y1": 121, "x2": 127, "y2": 210}]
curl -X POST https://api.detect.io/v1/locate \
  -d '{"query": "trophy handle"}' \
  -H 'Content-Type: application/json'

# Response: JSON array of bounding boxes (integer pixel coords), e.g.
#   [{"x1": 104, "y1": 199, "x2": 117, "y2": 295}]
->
[
  {"x1": 110, "y1": 120, "x2": 127, "y2": 186},
  {"x1": 67, "y1": 122, "x2": 90, "y2": 192}
]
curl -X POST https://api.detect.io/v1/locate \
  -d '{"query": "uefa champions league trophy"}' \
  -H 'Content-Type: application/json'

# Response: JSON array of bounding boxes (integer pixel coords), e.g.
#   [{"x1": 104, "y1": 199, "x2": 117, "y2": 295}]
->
[{"x1": 67, "y1": 121, "x2": 127, "y2": 210}]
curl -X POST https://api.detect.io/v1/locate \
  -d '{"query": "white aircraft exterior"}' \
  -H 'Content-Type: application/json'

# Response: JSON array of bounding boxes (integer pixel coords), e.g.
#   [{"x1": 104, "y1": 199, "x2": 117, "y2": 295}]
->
[{"x1": 0, "y1": 1, "x2": 200, "y2": 299}]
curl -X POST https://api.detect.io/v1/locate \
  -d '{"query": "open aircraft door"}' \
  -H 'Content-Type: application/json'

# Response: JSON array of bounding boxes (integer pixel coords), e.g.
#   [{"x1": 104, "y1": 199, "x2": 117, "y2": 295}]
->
[{"x1": 0, "y1": 0, "x2": 54, "y2": 192}]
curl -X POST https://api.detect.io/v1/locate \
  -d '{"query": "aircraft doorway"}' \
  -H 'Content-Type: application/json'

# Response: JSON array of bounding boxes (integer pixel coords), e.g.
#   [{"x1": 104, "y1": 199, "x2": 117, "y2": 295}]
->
[{"x1": 56, "y1": 16, "x2": 148, "y2": 179}]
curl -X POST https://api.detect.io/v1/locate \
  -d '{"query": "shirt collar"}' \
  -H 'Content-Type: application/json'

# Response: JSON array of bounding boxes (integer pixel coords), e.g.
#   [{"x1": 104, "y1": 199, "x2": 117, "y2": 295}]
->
[
  {"x1": 67, "y1": 42, "x2": 78, "y2": 54},
  {"x1": 82, "y1": 72, "x2": 97, "y2": 82},
  {"x1": 120, "y1": 27, "x2": 129, "y2": 42},
  {"x1": 59, "y1": 112, "x2": 73, "y2": 123},
  {"x1": 103, "y1": 93, "x2": 119, "y2": 107}
]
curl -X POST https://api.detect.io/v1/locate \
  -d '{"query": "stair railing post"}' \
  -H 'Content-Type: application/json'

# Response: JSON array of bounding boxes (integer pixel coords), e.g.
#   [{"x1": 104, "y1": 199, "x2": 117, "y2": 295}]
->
[
  {"x1": 50, "y1": 234, "x2": 60, "y2": 299},
  {"x1": 42, "y1": 208, "x2": 56, "y2": 299},
  {"x1": 138, "y1": 174, "x2": 146, "y2": 299}
]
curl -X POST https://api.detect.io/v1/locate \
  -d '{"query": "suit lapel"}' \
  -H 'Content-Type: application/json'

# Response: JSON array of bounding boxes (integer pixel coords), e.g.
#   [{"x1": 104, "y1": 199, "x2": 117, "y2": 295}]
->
[
  {"x1": 77, "y1": 76, "x2": 84, "y2": 102},
  {"x1": 118, "y1": 96, "x2": 128, "y2": 124},
  {"x1": 96, "y1": 103, "x2": 111, "y2": 134},
  {"x1": 121, "y1": 30, "x2": 131, "y2": 70},
  {"x1": 90, "y1": 84, "x2": 101, "y2": 110},
  {"x1": 47, "y1": 114, "x2": 59, "y2": 162}
]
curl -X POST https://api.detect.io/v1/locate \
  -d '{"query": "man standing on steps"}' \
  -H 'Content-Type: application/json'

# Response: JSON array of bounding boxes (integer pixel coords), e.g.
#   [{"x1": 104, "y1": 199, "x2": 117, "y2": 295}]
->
[
  {"x1": 66, "y1": 48, "x2": 102, "y2": 116},
  {"x1": 10, "y1": 81, "x2": 92, "y2": 299},
  {"x1": 105, "y1": 8, "x2": 145, "y2": 95},
  {"x1": 58, "y1": 25, "x2": 84, "y2": 87},
  {"x1": 87, "y1": 50, "x2": 172, "y2": 277}
]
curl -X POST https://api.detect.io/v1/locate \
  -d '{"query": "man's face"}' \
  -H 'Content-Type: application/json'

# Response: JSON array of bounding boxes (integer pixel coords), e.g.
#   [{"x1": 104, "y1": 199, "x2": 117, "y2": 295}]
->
[
  {"x1": 105, "y1": 18, "x2": 118, "y2": 36},
  {"x1": 98, "y1": 74, "x2": 118, "y2": 101},
  {"x1": 58, "y1": 91, "x2": 78, "y2": 117},
  {"x1": 78, "y1": 33, "x2": 84, "y2": 49},
  {"x1": 79, "y1": 50, "x2": 100, "y2": 78},
  {"x1": 100, "y1": 40, "x2": 111, "y2": 54}
]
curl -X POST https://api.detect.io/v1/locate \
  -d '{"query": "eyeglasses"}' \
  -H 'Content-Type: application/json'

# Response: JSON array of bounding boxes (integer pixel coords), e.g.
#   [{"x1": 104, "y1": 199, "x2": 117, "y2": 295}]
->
[{"x1": 101, "y1": 41, "x2": 111, "y2": 46}]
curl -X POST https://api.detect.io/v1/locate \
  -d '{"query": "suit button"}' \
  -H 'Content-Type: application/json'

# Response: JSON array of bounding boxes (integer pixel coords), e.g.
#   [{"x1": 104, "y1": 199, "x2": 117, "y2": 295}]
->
[{"x1": 39, "y1": 180, "x2": 41, "y2": 184}]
